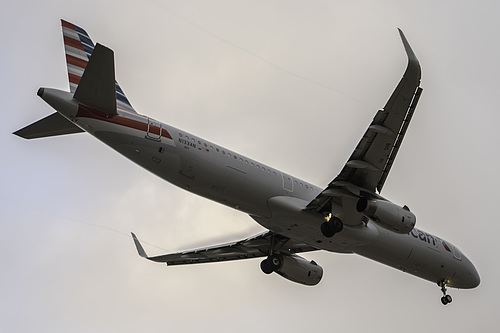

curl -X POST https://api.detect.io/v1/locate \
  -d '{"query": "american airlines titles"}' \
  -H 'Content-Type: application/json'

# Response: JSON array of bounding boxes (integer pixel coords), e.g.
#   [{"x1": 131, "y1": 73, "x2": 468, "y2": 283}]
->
[{"x1": 410, "y1": 228, "x2": 436, "y2": 246}]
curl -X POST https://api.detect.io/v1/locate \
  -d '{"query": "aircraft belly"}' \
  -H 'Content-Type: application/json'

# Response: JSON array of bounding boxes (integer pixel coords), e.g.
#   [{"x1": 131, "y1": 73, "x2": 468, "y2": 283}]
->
[
  {"x1": 173, "y1": 147, "x2": 275, "y2": 218},
  {"x1": 251, "y1": 196, "x2": 382, "y2": 254}
]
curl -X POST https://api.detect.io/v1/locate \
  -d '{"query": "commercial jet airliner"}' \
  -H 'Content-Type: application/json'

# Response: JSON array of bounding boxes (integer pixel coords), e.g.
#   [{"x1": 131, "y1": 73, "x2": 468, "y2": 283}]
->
[{"x1": 15, "y1": 20, "x2": 480, "y2": 305}]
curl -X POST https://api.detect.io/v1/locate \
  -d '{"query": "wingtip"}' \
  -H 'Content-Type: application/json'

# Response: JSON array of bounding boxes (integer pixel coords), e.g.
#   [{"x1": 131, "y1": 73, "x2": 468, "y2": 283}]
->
[
  {"x1": 397, "y1": 29, "x2": 415, "y2": 56},
  {"x1": 131, "y1": 232, "x2": 149, "y2": 258},
  {"x1": 396, "y1": 28, "x2": 421, "y2": 80},
  {"x1": 397, "y1": 28, "x2": 409, "y2": 46}
]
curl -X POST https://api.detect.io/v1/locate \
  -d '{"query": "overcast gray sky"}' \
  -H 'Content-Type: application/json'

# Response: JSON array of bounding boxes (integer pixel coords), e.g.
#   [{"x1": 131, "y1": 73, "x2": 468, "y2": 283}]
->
[{"x1": 1, "y1": 1, "x2": 498, "y2": 332}]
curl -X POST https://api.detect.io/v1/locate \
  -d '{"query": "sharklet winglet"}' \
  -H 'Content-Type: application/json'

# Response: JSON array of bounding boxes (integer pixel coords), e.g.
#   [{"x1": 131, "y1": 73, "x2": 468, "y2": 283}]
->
[{"x1": 131, "y1": 233, "x2": 149, "y2": 259}]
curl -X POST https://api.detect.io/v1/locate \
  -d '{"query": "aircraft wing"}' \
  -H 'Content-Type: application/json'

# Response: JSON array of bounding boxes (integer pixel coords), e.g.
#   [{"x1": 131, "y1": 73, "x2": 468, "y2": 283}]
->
[
  {"x1": 306, "y1": 30, "x2": 422, "y2": 218},
  {"x1": 131, "y1": 232, "x2": 318, "y2": 265}
]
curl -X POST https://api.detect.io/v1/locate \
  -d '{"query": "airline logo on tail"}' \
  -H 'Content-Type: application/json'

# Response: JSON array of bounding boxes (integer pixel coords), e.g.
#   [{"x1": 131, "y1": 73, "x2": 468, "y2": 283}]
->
[{"x1": 61, "y1": 19, "x2": 135, "y2": 114}]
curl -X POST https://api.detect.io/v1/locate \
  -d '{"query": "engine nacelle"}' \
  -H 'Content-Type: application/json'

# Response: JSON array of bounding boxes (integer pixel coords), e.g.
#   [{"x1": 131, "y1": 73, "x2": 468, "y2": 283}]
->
[
  {"x1": 263, "y1": 254, "x2": 323, "y2": 286},
  {"x1": 356, "y1": 198, "x2": 416, "y2": 234}
]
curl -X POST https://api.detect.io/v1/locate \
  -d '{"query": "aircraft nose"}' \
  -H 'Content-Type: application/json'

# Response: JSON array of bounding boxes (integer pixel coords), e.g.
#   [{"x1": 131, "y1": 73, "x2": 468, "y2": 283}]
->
[
  {"x1": 455, "y1": 256, "x2": 480, "y2": 289},
  {"x1": 469, "y1": 263, "x2": 481, "y2": 288}
]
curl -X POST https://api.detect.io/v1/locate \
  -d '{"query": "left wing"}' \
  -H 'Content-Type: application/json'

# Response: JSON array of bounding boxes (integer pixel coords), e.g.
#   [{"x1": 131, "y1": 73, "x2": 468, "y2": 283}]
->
[{"x1": 131, "y1": 232, "x2": 318, "y2": 265}]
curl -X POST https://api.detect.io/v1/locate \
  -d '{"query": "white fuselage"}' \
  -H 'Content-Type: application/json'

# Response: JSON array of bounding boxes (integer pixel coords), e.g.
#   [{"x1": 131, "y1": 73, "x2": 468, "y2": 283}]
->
[{"x1": 41, "y1": 88, "x2": 480, "y2": 289}]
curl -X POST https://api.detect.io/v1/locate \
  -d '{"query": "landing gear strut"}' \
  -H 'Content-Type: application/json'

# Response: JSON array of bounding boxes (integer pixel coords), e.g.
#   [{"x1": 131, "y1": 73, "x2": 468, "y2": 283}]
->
[
  {"x1": 321, "y1": 216, "x2": 343, "y2": 238},
  {"x1": 438, "y1": 280, "x2": 453, "y2": 305},
  {"x1": 260, "y1": 235, "x2": 283, "y2": 275}
]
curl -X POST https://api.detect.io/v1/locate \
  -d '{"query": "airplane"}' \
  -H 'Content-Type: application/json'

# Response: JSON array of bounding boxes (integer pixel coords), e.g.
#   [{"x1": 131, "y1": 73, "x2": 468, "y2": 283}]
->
[{"x1": 14, "y1": 20, "x2": 480, "y2": 305}]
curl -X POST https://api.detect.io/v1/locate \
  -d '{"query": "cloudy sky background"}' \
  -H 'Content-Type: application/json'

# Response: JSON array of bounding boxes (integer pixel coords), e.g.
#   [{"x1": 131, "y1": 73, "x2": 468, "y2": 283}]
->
[{"x1": 1, "y1": 0, "x2": 498, "y2": 331}]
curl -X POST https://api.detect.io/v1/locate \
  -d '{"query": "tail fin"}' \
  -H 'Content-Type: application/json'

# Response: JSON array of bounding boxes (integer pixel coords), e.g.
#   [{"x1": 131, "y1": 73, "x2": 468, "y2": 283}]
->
[
  {"x1": 74, "y1": 43, "x2": 117, "y2": 115},
  {"x1": 14, "y1": 20, "x2": 137, "y2": 140},
  {"x1": 61, "y1": 19, "x2": 136, "y2": 113}
]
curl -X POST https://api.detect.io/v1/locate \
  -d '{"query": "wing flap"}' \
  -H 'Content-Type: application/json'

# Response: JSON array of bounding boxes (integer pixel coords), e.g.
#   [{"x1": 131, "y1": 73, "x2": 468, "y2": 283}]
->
[{"x1": 377, "y1": 86, "x2": 422, "y2": 191}]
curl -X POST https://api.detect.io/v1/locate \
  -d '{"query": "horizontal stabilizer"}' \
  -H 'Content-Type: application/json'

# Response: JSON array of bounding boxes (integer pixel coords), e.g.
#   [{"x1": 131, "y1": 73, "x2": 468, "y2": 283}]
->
[
  {"x1": 73, "y1": 43, "x2": 117, "y2": 115},
  {"x1": 13, "y1": 112, "x2": 83, "y2": 139}
]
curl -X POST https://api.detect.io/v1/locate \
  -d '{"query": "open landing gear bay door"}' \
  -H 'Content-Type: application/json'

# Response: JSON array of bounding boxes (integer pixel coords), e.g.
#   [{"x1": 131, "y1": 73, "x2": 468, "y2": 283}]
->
[{"x1": 305, "y1": 30, "x2": 422, "y2": 223}]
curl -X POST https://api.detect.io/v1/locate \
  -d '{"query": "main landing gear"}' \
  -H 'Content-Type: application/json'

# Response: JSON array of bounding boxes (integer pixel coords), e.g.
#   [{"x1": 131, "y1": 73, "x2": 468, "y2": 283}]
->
[
  {"x1": 260, "y1": 254, "x2": 282, "y2": 274},
  {"x1": 320, "y1": 216, "x2": 343, "y2": 238},
  {"x1": 260, "y1": 235, "x2": 283, "y2": 274},
  {"x1": 438, "y1": 280, "x2": 453, "y2": 305}
]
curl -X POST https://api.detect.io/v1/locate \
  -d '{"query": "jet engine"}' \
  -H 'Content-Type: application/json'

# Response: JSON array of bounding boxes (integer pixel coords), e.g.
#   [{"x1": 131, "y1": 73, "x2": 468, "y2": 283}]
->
[
  {"x1": 356, "y1": 197, "x2": 416, "y2": 234},
  {"x1": 260, "y1": 254, "x2": 323, "y2": 286}
]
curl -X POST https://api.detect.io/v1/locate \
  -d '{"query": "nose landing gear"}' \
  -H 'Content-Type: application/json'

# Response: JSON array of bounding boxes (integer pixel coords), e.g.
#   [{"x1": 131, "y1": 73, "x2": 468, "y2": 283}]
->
[{"x1": 439, "y1": 280, "x2": 453, "y2": 305}]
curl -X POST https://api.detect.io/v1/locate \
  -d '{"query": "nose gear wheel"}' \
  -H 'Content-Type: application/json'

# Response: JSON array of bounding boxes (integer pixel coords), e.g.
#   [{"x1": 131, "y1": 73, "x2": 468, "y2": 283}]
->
[{"x1": 438, "y1": 280, "x2": 453, "y2": 305}]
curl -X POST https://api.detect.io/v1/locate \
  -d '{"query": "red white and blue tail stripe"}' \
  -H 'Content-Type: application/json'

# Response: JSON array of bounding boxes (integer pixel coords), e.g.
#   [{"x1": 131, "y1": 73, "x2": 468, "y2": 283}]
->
[{"x1": 61, "y1": 19, "x2": 136, "y2": 114}]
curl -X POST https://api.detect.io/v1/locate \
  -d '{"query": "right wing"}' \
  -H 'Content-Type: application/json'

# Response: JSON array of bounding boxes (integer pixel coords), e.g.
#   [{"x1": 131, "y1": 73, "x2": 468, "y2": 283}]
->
[
  {"x1": 131, "y1": 232, "x2": 318, "y2": 266},
  {"x1": 306, "y1": 30, "x2": 422, "y2": 219}
]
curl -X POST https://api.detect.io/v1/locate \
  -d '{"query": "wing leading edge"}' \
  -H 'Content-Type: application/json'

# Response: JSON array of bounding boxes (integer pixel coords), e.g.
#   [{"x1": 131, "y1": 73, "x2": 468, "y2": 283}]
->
[
  {"x1": 306, "y1": 30, "x2": 422, "y2": 217},
  {"x1": 131, "y1": 232, "x2": 318, "y2": 266}
]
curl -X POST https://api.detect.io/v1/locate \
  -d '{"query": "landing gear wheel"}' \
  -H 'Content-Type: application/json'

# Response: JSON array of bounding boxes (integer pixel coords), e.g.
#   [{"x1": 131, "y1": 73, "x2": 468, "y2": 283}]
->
[
  {"x1": 332, "y1": 217, "x2": 343, "y2": 233},
  {"x1": 268, "y1": 254, "x2": 283, "y2": 271},
  {"x1": 321, "y1": 217, "x2": 343, "y2": 238},
  {"x1": 321, "y1": 221, "x2": 335, "y2": 238},
  {"x1": 260, "y1": 259, "x2": 273, "y2": 274},
  {"x1": 441, "y1": 295, "x2": 452, "y2": 305},
  {"x1": 438, "y1": 280, "x2": 453, "y2": 305}
]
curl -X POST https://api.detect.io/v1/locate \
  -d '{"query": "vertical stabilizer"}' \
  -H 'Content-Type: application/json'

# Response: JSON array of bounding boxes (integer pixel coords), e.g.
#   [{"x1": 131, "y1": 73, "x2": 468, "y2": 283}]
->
[
  {"x1": 61, "y1": 19, "x2": 136, "y2": 113},
  {"x1": 73, "y1": 43, "x2": 117, "y2": 115}
]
